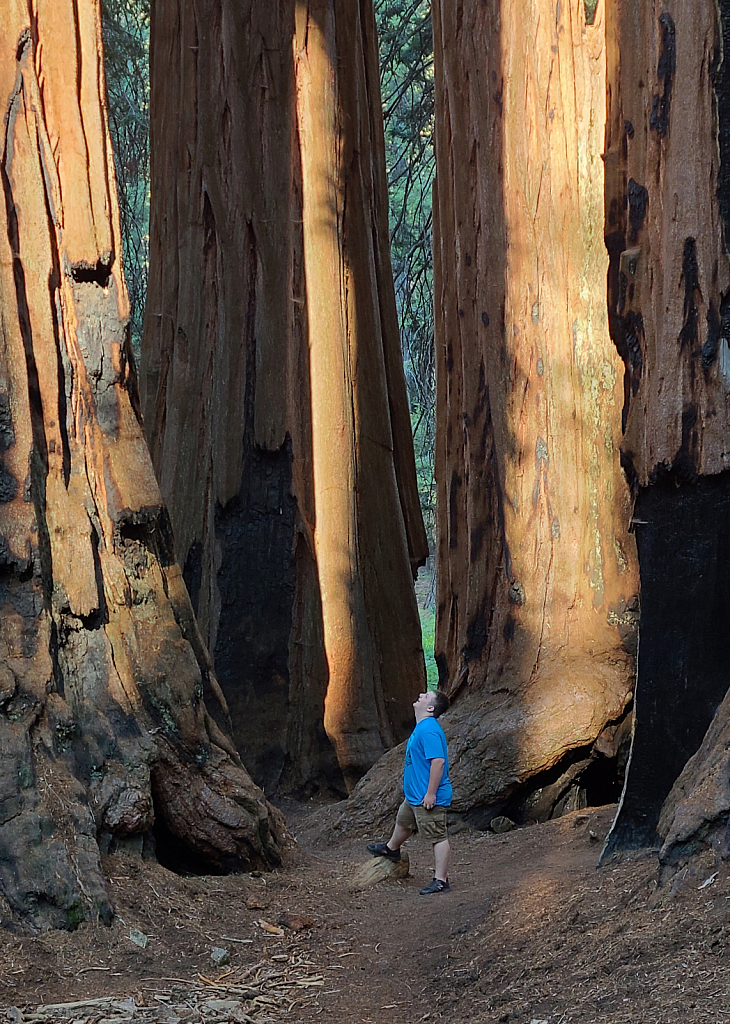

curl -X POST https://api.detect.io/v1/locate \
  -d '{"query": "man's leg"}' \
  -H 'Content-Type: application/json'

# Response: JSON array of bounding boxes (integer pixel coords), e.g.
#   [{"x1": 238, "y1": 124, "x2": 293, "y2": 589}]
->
[
  {"x1": 433, "y1": 837, "x2": 450, "y2": 881},
  {"x1": 367, "y1": 800, "x2": 416, "y2": 859},
  {"x1": 386, "y1": 822, "x2": 412, "y2": 852},
  {"x1": 418, "y1": 816, "x2": 451, "y2": 894}
]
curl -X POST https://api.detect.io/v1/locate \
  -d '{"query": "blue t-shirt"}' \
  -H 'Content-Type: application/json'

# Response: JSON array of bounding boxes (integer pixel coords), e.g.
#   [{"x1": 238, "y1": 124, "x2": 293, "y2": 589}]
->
[{"x1": 403, "y1": 717, "x2": 452, "y2": 807}]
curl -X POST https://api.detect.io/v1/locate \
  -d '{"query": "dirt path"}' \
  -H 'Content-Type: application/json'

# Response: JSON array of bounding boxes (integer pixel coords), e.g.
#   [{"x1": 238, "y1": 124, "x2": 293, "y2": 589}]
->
[{"x1": 2, "y1": 804, "x2": 730, "y2": 1023}]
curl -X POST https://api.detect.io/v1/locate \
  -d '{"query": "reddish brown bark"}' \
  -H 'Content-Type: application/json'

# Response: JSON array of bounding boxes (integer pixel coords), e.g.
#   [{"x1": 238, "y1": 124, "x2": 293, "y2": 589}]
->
[
  {"x1": 0, "y1": 0, "x2": 285, "y2": 930},
  {"x1": 602, "y1": 0, "x2": 730, "y2": 860},
  {"x1": 141, "y1": 0, "x2": 428, "y2": 794},
  {"x1": 429, "y1": 0, "x2": 639, "y2": 819}
]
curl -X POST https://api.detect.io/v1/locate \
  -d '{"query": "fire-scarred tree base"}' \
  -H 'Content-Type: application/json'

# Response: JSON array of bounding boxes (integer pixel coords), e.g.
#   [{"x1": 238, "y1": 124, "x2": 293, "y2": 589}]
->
[
  {"x1": 600, "y1": 0, "x2": 730, "y2": 868},
  {"x1": 326, "y1": 682, "x2": 633, "y2": 841},
  {"x1": 0, "y1": 1, "x2": 286, "y2": 931},
  {"x1": 0, "y1": 510, "x2": 288, "y2": 932}
]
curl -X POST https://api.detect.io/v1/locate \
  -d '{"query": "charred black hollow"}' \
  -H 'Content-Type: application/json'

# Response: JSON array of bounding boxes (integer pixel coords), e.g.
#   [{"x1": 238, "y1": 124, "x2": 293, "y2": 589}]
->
[
  {"x1": 214, "y1": 437, "x2": 297, "y2": 795},
  {"x1": 602, "y1": 470, "x2": 730, "y2": 857}
]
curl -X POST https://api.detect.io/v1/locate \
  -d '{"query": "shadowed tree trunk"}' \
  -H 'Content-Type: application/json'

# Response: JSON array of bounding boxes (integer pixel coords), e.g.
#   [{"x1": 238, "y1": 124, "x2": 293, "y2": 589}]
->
[
  {"x1": 0, "y1": 0, "x2": 285, "y2": 931},
  {"x1": 601, "y1": 0, "x2": 730, "y2": 861},
  {"x1": 141, "y1": 0, "x2": 428, "y2": 796},
  {"x1": 427, "y1": 0, "x2": 639, "y2": 822}
]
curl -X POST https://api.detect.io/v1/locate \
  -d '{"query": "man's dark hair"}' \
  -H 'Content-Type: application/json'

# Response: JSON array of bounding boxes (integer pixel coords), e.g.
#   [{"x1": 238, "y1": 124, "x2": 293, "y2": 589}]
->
[{"x1": 431, "y1": 690, "x2": 449, "y2": 719}]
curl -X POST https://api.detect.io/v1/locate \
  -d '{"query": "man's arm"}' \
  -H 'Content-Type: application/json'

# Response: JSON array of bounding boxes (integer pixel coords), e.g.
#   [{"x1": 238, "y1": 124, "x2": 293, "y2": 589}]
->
[{"x1": 423, "y1": 758, "x2": 445, "y2": 809}]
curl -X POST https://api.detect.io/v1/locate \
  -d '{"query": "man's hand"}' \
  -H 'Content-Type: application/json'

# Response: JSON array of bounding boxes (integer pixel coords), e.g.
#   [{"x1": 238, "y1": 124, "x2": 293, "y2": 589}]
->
[{"x1": 423, "y1": 757, "x2": 445, "y2": 810}]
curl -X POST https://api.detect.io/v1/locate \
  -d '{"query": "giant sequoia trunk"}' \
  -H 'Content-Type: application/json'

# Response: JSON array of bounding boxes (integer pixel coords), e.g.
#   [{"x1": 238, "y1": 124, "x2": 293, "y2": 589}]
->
[
  {"x1": 427, "y1": 0, "x2": 639, "y2": 820},
  {"x1": 0, "y1": 0, "x2": 285, "y2": 931},
  {"x1": 601, "y1": 0, "x2": 730, "y2": 860},
  {"x1": 141, "y1": 0, "x2": 428, "y2": 795}
]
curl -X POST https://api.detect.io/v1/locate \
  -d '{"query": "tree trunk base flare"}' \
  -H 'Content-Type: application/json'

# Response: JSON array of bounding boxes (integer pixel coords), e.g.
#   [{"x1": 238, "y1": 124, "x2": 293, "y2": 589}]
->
[
  {"x1": 656, "y1": 685, "x2": 730, "y2": 877},
  {"x1": 602, "y1": 473, "x2": 730, "y2": 862},
  {"x1": 657, "y1": 673, "x2": 730, "y2": 876},
  {"x1": 0, "y1": 2, "x2": 287, "y2": 932},
  {"x1": 0, "y1": 549, "x2": 288, "y2": 932},
  {"x1": 327, "y1": 686, "x2": 633, "y2": 840}
]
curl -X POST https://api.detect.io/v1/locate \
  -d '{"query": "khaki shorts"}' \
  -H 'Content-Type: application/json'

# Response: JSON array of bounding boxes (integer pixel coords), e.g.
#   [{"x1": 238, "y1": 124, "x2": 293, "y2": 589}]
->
[{"x1": 396, "y1": 798, "x2": 448, "y2": 844}]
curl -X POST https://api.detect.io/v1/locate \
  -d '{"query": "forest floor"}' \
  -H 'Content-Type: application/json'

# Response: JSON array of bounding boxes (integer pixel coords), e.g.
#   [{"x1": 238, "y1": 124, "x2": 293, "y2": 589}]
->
[{"x1": 2, "y1": 803, "x2": 730, "y2": 1024}]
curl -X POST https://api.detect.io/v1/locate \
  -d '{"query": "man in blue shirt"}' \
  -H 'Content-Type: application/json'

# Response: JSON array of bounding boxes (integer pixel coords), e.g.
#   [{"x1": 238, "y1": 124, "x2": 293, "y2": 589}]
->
[{"x1": 367, "y1": 690, "x2": 452, "y2": 894}]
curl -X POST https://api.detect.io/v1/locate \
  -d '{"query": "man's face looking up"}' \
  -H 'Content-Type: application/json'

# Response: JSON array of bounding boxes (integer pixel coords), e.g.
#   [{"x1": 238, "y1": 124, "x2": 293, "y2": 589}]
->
[{"x1": 413, "y1": 691, "x2": 435, "y2": 717}]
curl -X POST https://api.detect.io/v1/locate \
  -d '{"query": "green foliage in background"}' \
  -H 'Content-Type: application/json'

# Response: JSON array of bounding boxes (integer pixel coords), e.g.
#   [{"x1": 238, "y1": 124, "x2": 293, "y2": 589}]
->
[
  {"x1": 376, "y1": 0, "x2": 436, "y2": 560},
  {"x1": 419, "y1": 605, "x2": 439, "y2": 688},
  {"x1": 102, "y1": 0, "x2": 150, "y2": 354}
]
